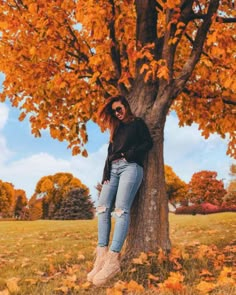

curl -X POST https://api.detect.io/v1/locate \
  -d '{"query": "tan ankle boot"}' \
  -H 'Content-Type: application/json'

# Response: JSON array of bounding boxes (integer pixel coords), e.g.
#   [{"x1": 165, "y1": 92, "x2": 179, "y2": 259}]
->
[
  {"x1": 87, "y1": 246, "x2": 108, "y2": 282},
  {"x1": 93, "y1": 250, "x2": 121, "y2": 287}
]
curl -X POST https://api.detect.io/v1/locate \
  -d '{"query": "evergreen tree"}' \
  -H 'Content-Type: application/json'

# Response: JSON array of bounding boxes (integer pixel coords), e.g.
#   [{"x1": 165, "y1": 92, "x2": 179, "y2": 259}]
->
[{"x1": 54, "y1": 188, "x2": 94, "y2": 220}]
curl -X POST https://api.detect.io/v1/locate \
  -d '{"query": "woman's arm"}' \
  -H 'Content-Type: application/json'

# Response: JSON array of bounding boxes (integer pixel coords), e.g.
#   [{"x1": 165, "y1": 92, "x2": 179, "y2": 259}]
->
[
  {"x1": 124, "y1": 118, "x2": 153, "y2": 162},
  {"x1": 101, "y1": 143, "x2": 112, "y2": 184}
]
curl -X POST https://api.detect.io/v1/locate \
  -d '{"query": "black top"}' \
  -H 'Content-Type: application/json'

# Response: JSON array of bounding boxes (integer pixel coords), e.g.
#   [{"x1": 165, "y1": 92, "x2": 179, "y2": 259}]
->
[{"x1": 102, "y1": 117, "x2": 153, "y2": 183}]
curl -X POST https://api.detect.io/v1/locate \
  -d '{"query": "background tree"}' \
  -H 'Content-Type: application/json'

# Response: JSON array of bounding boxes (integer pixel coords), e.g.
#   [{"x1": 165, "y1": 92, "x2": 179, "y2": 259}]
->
[
  {"x1": 0, "y1": 180, "x2": 15, "y2": 217},
  {"x1": 19, "y1": 206, "x2": 30, "y2": 220},
  {"x1": 165, "y1": 165, "x2": 187, "y2": 208},
  {"x1": 54, "y1": 188, "x2": 94, "y2": 220},
  {"x1": 28, "y1": 194, "x2": 43, "y2": 220},
  {"x1": 0, "y1": 1, "x2": 235, "y2": 255},
  {"x1": 14, "y1": 189, "x2": 28, "y2": 218},
  {"x1": 223, "y1": 164, "x2": 236, "y2": 206},
  {"x1": 187, "y1": 170, "x2": 227, "y2": 205},
  {"x1": 34, "y1": 172, "x2": 88, "y2": 219}
]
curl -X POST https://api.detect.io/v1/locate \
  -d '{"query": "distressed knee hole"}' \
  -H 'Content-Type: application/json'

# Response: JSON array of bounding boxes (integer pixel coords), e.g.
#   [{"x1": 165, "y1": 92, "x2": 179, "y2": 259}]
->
[
  {"x1": 97, "y1": 206, "x2": 107, "y2": 214},
  {"x1": 114, "y1": 208, "x2": 125, "y2": 217}
]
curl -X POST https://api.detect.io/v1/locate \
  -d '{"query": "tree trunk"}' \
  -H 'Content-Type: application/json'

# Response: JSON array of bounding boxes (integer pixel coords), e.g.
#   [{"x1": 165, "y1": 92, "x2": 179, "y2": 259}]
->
[{"x1": 125, "y1": 91, "x2": 171, "y2": 258}]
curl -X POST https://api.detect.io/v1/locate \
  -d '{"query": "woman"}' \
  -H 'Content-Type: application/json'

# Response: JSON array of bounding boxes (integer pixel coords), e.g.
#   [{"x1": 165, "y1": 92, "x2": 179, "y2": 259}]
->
[{"x1": 87, "y1": 95, "x2": 153, "y2": 287}]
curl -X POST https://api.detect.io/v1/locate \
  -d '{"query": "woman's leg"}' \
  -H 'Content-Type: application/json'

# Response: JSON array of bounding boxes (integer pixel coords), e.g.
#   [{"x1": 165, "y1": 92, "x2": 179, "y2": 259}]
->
[
  {"x1": 87, "y1": 165, "x2": 119, "y2": 282},
  {"x1": 93, "y1": 161, "x2": 143, "y2": 286},
  {"x1": 110, "y1": 162, "x2": 143, "y2": 252},
  {"x1": 97, "y1": 167, "x2": 119, "y2": 247}
]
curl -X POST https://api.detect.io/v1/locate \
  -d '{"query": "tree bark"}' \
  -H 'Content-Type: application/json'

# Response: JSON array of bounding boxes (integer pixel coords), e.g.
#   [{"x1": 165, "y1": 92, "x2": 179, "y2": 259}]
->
[{"x1": 125, "y1": 90, "x2": 171, "y2": 258}]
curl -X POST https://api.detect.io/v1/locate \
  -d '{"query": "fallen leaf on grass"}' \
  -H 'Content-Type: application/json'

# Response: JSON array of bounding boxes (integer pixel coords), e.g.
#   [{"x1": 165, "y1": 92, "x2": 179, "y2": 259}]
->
[
  {"x1": 65, "y1": 264, "x2": 80, "y2": 275},
  {"x1": 126, "y1": 280, "x2": 144, "y2": 292},
  {"x1": 106, "y1": 288, "x2": 122, "y2": 295},
  {"x1": 168, "y1": 248, "x2": 183, "y2": 270},
  {"x1": 196, "y1": 281, "x2": 216, "y2": 294},
  {"x1": 77, "y1": 254, "x2": 85, "y2": 261},
  {"x1": 34, "y1": 270, "x2": 45, "y2": 276},
  {"x1": 81, "y1": 281, "x2": 92, "y2": 289},
  {"x1": 107, "y1": 280, "x2": 144, "y2": 294},
  {"x1": 217, "y1": 266, "x2": 235, "y2": 286},
  {"x1": 54, "y1": 286, "x2": 69, "y2": 294},
  {"x1": 6, "y1": 277, "x2": 20, "y2": 293},
  {"x1": 148, "y1": 273, "x2": 160, "y2": 282},
  {"x1": 158, "y1": 272, "x2": 185, "y2": 292},
  {"x1": 200, "y1": 269, "x2": 214, "y2": 277},
  {"x1": 157, "y1": 248, "x2": 167, "y2": 263},
  {"x1": 61, "y1": 274, "x2": 77, "y2": 288},
  {"x1": 132, "y1": 252, "x2": 148, "y2": 265},
  {"x1": 24, "y1": 278, "x2": 38, "y2": 285}
]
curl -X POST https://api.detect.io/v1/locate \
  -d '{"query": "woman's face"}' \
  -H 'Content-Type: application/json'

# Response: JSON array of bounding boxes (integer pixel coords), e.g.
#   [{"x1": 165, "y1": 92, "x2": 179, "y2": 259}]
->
[{"x1": 111, "y1": 101, "x2": 127, "y2": 121}]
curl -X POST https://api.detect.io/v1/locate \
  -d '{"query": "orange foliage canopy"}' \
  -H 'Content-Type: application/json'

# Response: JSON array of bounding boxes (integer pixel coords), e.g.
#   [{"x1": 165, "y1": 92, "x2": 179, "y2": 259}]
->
[
  {"x1": 188, "y1": 170, "x2": 227, "y2": 205},
  {"x1": 164, "y1": 165, "x2": 187, "y2": 204},
  {"x1": 0, "y1": 0, "x2": 235, "y2": 156}
]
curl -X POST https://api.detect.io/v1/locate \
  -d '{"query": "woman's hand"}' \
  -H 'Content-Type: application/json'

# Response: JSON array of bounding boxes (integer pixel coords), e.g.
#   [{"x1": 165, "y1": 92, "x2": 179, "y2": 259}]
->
[{"x1": 104, "y1": 180, "x2": 110, "y2": 184}]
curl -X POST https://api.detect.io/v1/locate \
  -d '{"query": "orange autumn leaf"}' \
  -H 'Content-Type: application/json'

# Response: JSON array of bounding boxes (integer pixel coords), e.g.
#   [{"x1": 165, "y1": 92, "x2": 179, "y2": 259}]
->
[
  {"x1": 126, "y1": 280, "x2": 145, "y2": 292},
  {"x1": 217, "y1": 267, "x2": 235, "y2": 286},
  {"x1": 107, "y1": 280, "x2": 144, "y2": 294},
  {"x1": 106, "y1": 288, "x2": 123, "y2": 295},
  {"x1": 53, "y1": 286, "x2": 69, "y2": 294},
  {"x1": 132, "y1": 252, "x2": 149, "y2": 265},
  {"x1": 5, "y1": 278, "x2": 20, "y2": 293},
  {"x1": 196, "y1": 281, "x2": 216, "y2": 294},
  {"x1": 148, "y1": 273, "x2": 160, "y2": 282},
  {"x1": 81, "y1": 281, "x2": 92, "y2": 289},
  {"x1": 200, "y1": 269, "x2": 214, "y2": 277},
  {"x1": 158, "y1": 272, "x2": 185, "y2": 292}
]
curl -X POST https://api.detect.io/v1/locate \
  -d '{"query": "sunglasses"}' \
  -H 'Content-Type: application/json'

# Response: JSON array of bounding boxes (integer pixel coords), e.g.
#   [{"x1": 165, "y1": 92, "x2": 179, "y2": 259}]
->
[{"x1": 112, "y1": 106, "x2": 123, "y2": 115}]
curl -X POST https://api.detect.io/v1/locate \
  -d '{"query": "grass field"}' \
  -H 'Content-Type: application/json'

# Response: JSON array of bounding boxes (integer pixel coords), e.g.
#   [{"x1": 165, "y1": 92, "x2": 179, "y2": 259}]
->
[{"x1": 0, "y1": 213, "x2": 235, "y2": 295}]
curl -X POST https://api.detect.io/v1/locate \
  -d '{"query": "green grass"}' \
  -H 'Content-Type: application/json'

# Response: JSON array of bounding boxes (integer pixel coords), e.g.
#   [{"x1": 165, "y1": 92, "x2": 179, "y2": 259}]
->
[{"x1": 0, "y1": 213, "x2": 235, "y2": 295}]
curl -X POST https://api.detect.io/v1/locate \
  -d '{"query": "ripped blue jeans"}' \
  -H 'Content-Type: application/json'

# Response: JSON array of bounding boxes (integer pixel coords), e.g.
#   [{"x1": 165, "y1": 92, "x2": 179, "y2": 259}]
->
[{"x1": 97, "y1": 158, "x2": 143, "y2": 252}]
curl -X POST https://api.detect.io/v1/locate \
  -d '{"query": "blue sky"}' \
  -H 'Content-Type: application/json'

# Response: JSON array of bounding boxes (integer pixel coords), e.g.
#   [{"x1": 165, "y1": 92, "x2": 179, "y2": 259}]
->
[{"x1": 0, "y1": 73, "x2": 235, "y2": 200}]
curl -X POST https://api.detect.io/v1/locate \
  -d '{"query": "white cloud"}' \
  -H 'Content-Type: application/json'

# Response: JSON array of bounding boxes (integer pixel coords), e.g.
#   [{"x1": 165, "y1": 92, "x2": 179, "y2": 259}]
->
[
  {"x1": 0, "y1": 104, "x2": 12, "y2": 163},
  {"x1": 164, "y1": 113, "x2": 234, "y2": 185},
  {"x1": 0, "y1": 103, "x2": 8, "y2": 130},
  {"x1": 0, "y1": 146, "x2": 107, "y2": 201}
]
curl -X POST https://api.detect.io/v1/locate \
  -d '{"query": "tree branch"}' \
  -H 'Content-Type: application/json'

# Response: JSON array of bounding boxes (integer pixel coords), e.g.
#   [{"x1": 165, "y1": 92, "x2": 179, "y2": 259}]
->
[
  {"x1": 135, "y1": 0, "x2": 157, "y2": 47},
  {"x1": 174, "y1": 0, "x2": 220, "y2": 96},
  {"x1": 184, "y1": 33, "x2": 212, "y2": 60},
  {"x1": 189, "y1": 13, "x2": 236, "y2": 23},
  {"x1": 216, "y1": 16, "x2": 236, "y2": 23},
  {"x1": 161, "y1": 1, "x2": 194, "y2": 82},
  {"x1": 108, "y1": 0, "x2": 129, "y2": 95},
  {"x1": 108, "y1": 0, "x2": 122, "y2": 79}
]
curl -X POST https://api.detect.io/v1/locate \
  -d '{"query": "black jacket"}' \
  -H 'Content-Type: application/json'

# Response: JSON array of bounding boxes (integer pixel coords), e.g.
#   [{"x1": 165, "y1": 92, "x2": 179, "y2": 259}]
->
[{"x1": 102, "y1": 117, "x2": 153, "y2": 183}]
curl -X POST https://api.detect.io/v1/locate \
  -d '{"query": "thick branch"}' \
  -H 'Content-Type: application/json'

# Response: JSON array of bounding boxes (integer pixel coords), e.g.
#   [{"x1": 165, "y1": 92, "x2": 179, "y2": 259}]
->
[
  {"x1": 184, "y1": 33, "x2": 212, "y2": 60},
  {"x1": 217, "y1": 17, "x2": 236, "y2": 23},
  {"x1": 108, "y1": 0, "x2": 121, "y2": 78},
  {"x1": 135, "y1": 0, "x2": 157, "y2": 46},
  {"x1": 189, "y1": 13, "x2": 236, "y2": 23},
  {"x1": 108, "y1": 0, "x2": 129, "y2": 95},
  {"x1": 174, "y1": 0, "x2": 220, "y2": 96},
  {"x1": 161, "y1": 1, "x2": 194, "y2": 81}
]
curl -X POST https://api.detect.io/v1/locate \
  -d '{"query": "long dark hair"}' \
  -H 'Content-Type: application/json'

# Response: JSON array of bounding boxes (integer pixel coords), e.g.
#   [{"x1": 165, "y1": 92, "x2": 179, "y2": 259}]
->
[{"x1": 98, "y1": 95, "x2": 134, "y2": 142}]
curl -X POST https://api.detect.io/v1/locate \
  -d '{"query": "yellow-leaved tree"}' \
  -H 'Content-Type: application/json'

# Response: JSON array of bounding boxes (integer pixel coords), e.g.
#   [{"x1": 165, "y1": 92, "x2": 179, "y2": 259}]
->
[
  {"x1": 0, "y1": 180, "x2": 15, "y2": 217},
  {"x1": 33, "y1": 172, "x2": 88, "y2": 219},
  {"x1": 0, "y1": 0, "x2": 235, "y2": 255},
  {"x1": 165, "y1": 165, "x2": 187, "y2": 208}
]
